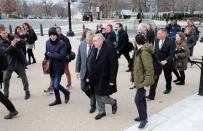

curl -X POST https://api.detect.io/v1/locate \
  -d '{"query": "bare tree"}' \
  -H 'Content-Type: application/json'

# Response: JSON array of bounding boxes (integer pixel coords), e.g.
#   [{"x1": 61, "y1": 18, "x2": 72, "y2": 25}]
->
[
  {"x1": 0, "y1": 0, "x2": 17, "y2": 16},
  {"x1": 52, "y1": 1, "x2": 68, "y2": 18},
  {"x1": 15, "y1": 0, "x2": 30, "y2": 17},
  {"x1": 41, "y1": 0, "x2": 53, "y2": 16}
]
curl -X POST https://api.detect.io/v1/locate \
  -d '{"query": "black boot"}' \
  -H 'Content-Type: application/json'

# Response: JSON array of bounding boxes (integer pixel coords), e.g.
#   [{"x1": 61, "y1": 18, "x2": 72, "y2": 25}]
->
[
  {"x1": 24, "y1": 91, "x2": 31, "y2": 100},
  {"x1": 58, "y1": 85, "x2": 70, "y2": 104},
  {"x1": 138, "y1": 120, "x2": 148, "y2": 129},
  {"x1": 49, "y1": 89, "x2": 61, "y2": 106},
  {"x1": 32, "y1": 58, "x2": 36, "y2": 64},
  {"x1": 4, "y1": 110, "x2": 18, "y2": 119}
]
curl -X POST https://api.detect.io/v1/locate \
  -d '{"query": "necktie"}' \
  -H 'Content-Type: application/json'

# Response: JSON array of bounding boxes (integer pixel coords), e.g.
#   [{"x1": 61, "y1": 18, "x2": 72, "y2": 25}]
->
[
  {"x1": 88, "y1": 45, "x2": 91, "y2": 57},
  {"x1": 96, "y1": 49, "x2": 100, "y2": 60},
  {"x1": 160, "y1": 40, "x2": 164, "y2": 49}
]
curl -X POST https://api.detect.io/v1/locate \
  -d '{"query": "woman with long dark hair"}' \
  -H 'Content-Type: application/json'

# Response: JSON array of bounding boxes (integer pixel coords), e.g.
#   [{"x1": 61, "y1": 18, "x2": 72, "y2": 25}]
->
[
  {"x1": 22, "y1": 23, "x2": 37, "y2": 64},
  {"x1": 146, "y1": 24, "x2": 155, "y2": 44}
]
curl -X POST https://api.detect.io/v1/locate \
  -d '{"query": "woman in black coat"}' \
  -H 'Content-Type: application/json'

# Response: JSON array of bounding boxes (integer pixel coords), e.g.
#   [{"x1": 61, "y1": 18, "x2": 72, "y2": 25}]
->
[
  {"x1": 146, "y1": 24, "x2": 155, "y2": 44},
  {"x1": 22, "y1": 23, "x2": 37, "y2": 64}
]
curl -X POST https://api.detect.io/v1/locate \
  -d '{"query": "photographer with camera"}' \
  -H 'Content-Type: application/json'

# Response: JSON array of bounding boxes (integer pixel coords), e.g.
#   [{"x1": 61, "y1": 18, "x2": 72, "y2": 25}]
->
[
  {"x1": 173, "y1": 32, "x2": 189, "y2": 85},
  {"x1": 0, "y1": 24, "x2": 30, "y2": 100},
  {"x1": 0, "y1": 25, "x2": 18, "y2": 119}
]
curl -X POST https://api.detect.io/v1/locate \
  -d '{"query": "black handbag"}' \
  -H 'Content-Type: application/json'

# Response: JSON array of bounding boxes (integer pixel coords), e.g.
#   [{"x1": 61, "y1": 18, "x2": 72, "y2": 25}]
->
[{"x1": 65, "y1": 51, "x2": 76, "y2": 63}]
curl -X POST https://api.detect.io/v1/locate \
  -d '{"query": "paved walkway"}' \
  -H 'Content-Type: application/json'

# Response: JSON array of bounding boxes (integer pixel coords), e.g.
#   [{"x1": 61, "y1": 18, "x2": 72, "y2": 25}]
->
[
  {"x1": 125, "y1": 94, "x2": 203, "y2": 131},
  {"x1": 0, "y1": 34, "x2": 203, "y2": 131}
]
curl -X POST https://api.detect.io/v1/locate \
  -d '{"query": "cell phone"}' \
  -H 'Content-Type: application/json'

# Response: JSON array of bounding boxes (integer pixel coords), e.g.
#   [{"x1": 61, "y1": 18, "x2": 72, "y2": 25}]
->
[{"x1": 14, "y1": 37, "x2": 20, "y2": 42}]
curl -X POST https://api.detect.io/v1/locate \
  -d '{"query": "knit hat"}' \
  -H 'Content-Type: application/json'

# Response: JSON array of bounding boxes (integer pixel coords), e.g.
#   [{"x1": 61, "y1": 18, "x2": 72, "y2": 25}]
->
[
  {"x1": 107, "y1": 24, "x2": 113, "y2": 29},
  {"x1": 48, "y1": 27, "x2": 58, "y2": 36}
]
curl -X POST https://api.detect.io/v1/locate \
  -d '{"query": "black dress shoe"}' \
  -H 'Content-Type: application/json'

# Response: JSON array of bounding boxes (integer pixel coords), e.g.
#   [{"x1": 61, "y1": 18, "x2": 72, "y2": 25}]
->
[
  {"x1": 173, "y1": 79, "x2": 181, "y2": 83},
  {"x1": 49, "y1": 101, "x2": 62, "y2": 106},
  {"x1": 134, "y1": 117, "x2": 141, "y2": 122},
  {"x1": 163, "y1": 89, "x2": 171, "y2": 94},
  {"x1": 65, "y1": 92, "x2": 70, "y2": 104},
  {"x1": 176, "y1": 81, "x2": 185, "y2": 85},
  {"x1": 146, "y1": 96, "x2": 154, "y2": 101},
  {"x1": 24, "y1": 91, "x2": 30, "y2": 100},
  {"x1": 112, "y1": 100, "x2": 117, "y2": 114},
  {"x1": 89, "y1": 107, "x2": 96, "y2": 113},
  {"x1": 4, "y1": 110, "x2": 18, "y2": 119},
  {"x1": 138, "y1": 120, "x2": 148, "y2": 129},
  {"x1": 95, "y1": 113, "x2": 106, "y2": 120}
]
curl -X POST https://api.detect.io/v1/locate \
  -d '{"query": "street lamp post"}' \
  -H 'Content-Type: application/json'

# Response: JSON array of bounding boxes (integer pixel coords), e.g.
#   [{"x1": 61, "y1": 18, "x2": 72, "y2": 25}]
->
[
  {"x1": 67, "y1": 0, "x2": 75, "y2": 36},
  {"x1": 96, "y1": 7, "x2": 100, "y2": 20}
]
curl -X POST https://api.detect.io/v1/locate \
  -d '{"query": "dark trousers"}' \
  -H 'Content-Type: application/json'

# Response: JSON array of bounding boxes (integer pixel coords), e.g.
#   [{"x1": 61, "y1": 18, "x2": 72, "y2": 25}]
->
[
  {"x1": 50, "y1": 75, "x2": 70, "y2": 102},
  {"x1": 135, "y1": 88, "x2": 147, "y2": 120},
  {"x1": 0, "y1": 91, "x2": 16, "y2": 112},
  {"x1": 81, "y1": 79, "x2": 96, "y2": 108},
  {"x1": 27, "y1": 49, "x2": 36, "y2": 63},
  {"x1": 163, "y1": 64, "x2": 172, "y2": 90},
  {"x1": 173, "y1": 69, "x2": 185, "y2": 82},
  {"x1": 3, "y1": 64, "x2": 29, "y2": 97},
  {"x1": 118, "y1": 51, "x2": 131, "y2": 69},
  {"x1": 189, "y1": 47, "x2": 194, "y2": 57},
  {"x1": 149, "y1": 76, "x2": 159, "y2": 99}
]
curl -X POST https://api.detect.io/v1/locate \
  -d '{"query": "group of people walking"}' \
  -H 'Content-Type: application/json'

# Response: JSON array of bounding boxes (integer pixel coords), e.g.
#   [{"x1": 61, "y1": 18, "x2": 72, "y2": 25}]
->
[
  {"x1": 0, "y1": 18, "x2": 200, "y2": 129},
  {"x1": 0, "y1": 23, "x2": 38, "y2": 119}
]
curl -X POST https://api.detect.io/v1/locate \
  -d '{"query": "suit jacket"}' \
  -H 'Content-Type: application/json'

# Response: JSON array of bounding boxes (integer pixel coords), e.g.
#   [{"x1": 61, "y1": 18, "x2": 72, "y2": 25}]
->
[
  {"x1": 75, "y1": 41, "x2": 93, "y2": 80},
  {"x1": 117, "y1": 29, "x2": 129, "y2": 53},
  {"x1": 88, "y1": 41, "x2": 118, "y2": 96},
  {"x1": 154, "y1": 37, "x2": 176, "y2": 65}
]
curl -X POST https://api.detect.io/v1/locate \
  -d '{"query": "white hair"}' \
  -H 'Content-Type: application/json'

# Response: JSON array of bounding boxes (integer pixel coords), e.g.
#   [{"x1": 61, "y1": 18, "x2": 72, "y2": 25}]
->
[{"x1": 94, "y1": 33, "x2": 105, "y2": 41}]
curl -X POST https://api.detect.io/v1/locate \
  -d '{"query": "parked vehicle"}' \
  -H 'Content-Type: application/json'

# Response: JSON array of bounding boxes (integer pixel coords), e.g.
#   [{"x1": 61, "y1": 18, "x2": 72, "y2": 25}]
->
[{"x1": 83, "y1": 11, "x2": 93, "y2": 21}]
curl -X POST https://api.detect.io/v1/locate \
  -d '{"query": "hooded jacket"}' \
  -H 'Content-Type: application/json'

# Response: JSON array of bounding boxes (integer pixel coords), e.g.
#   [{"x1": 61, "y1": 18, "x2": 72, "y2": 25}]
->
[{"x1": 133, "y1": 44, "x2": 154, "y2": 89}]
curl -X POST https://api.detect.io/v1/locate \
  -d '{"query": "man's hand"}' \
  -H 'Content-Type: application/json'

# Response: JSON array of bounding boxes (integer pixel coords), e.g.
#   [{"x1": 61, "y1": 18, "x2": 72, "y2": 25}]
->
[
  {"x1": 86, "y1": 79, "x2": 90, "y2": 83},
  {"x1": 144, "y1": 86, "x2": 150, "y2": 91},
  {"x1": 76, "y1": 73, "x2": 80, "y2": 80},
  {"x1": 11, "y1": 38, "x2": 20, "y2": 47},
  {"x1": 109, "y1": 83, "x2": 115, "y2": 86},
  {"x1": 161, "y1": 60, "x2": 167, "y2": 65}
]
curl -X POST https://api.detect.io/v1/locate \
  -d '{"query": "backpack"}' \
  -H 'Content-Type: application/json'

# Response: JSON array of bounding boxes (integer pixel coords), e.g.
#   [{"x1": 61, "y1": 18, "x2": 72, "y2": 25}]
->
[
  {"x1": 140, "y1": 51, "x2": 162, "y2": 77},
  {"x1": 0, "y1": 47, "x2": 8, "y2": 71}
]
